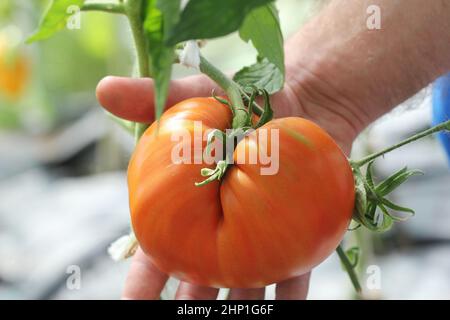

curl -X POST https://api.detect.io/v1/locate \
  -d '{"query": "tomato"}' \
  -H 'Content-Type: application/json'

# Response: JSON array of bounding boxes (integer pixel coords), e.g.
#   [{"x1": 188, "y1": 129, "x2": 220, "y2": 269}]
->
[
  {"x1": 128, "y1": 97, "x2": 355, "y2": 288},
  {"x1": 0, "y1": 37, "x2": 29, "y2": 100}
]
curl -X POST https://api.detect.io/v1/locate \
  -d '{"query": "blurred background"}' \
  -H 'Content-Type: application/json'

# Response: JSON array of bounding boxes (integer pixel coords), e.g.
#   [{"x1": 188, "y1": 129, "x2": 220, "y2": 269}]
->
[{"x1": 0, "y1": 0, "x2": 449, "y2": 299}]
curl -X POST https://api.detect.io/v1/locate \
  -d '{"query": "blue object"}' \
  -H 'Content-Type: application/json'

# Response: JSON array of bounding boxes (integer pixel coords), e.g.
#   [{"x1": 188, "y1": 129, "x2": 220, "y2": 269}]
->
[{"x1": 432, "y1": 73, "x2": 450, "y2": 164}]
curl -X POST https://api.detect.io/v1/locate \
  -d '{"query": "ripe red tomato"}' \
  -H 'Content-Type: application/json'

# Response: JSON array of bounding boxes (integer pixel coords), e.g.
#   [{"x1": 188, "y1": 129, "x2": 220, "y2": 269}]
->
[{"x1": 128, "y1": 97, "x2": 355, "y2": 288}]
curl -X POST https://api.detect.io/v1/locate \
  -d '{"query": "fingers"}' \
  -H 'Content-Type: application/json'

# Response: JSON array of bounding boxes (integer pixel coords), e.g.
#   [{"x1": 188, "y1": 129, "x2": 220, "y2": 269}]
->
[
  {"x1": 96, "y1": 75, "x2": 222, "y2": 123},
  {"x1": 228, "y1": 288, "x2": 266, "y2": 300},
  {"x1": 275, "y1": 272, "x2": 311, "y2": 300},
  {"x1": 175, "y1": 282, "x2": 219, "y2": 300},
  {"x1": 122, "y1": 248, "x2": 168, "y2": 300},
  {"x1": 122, "y1": 248, "x2": 309, "y2": 300}
]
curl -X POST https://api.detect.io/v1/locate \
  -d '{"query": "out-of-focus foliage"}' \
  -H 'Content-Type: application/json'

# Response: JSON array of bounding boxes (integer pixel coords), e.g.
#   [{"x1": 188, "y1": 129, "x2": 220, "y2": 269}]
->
[{"x1": 0, "y1": 0, "x2": 131, "y2": 132}]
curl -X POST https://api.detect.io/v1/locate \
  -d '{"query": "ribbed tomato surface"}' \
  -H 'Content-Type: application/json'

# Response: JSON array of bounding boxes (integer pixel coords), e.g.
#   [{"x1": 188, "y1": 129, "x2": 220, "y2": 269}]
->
[{"x1": 128, "y1": 97, "x2": 355, "y2": 288}]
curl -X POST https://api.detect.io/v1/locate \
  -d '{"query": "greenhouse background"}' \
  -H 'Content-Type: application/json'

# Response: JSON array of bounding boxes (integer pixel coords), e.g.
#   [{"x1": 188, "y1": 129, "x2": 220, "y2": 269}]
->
[{"x1": 0, "y1": 0, "x2": 449, "y2": 299}]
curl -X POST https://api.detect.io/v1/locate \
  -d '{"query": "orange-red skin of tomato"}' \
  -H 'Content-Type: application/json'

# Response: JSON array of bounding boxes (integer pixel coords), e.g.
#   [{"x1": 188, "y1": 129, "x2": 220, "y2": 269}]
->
[{"x1": 128, "y1": 97, "x2": 355, "y2": 288}]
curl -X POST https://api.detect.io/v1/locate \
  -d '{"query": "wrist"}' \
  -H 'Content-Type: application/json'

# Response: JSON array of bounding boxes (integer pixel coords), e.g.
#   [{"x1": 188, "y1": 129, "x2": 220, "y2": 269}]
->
[
  {"x1": 279, "y1": 44, "x2": 367, "y2": 153},
  {"x1": 284, "y1": 60, "x2": 366, "y2": 142},
  {"x1": 281, "y1": 0, "x2": 450, "y2": 151}
]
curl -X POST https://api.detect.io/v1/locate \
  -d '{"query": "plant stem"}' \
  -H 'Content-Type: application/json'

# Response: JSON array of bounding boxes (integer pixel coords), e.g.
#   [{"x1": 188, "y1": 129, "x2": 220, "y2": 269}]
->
[
  {"x1": 81, "y1": 1, "x2": 125, "y2": 14},
  {"x1": 242, "y1": 92, "x2": 263, "y2": 116},
  {"x1": 125, "y1": 0, "x2": 150, "y2": 78},
  {"x1": 336, "y1": 245, "x2": 362, "y2": 293},
  {"x1": 199, "y1": 55, "x2": 248, "y2": 129},
  {"x1": 125, "y1": 0, "x2": 150, "y2": 142},
  {"x1": 353, "y1": 120, "x2": 450, "y2": 167}
]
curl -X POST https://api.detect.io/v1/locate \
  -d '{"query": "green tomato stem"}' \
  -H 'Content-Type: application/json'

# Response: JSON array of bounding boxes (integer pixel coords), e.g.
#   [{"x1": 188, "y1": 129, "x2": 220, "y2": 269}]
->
[
  {"x1": 353, "y1": 120, "x2": 450, "y2": 167},
  {"x1": 125, "y1": 0, "x2": 150, "y2": 78},
  {"x1": 81, "y1": 1, "x2": 125, "y2": 14},
  {"x1": 125, "y1": 0, "x2": 150, "y2": 142},
  {"x1": 199, "y1": 55, "x2": 249, "y2": 129},
  {"x1": 241, "y1": 91, "x2": 263, "y2": 116},
  {"x1": 336, "y1": 245, "x2": 362, "y2": 294}
]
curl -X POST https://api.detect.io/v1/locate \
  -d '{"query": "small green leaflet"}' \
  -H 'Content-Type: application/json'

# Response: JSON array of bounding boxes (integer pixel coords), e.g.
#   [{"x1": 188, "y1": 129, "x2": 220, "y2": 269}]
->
[
  {"x1": 233, "y1": 57, "x2": 283, "y2": 94},
  {"x1": 165, "y1": 0, "x2": 273, "y2": 45},
  {"x1": 144, "y1": 0, "x2": 180, "y2": 120},
  {"x1": 239, "y1": 3, "x2": 284, "y2": 76},
  {"x1": 26, "y1": 0, "x2": 85, "y2": 43},
  {"x1": 344, "y1": 247, "x2": 360, "y2": 269}
]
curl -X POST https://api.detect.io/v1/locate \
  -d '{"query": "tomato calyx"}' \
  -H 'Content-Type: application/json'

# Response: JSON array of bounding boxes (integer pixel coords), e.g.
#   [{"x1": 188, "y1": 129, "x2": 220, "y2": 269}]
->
[
  {"x1": 349, "y1": 120, "x2": 450, "y2": 233},
  {"x1": 339, "y1": 162, "x2": 422, "y2": 295},
  {"x1": 338, "y1": 120, "x2": 450, "y2": 294},
  {"x1": 195, "y1": 88, "x2": 274, "y2": 187},
  {"x1": 195, "y1": 160, "x2": 228, "y2": 187},
  {"x1": 350, "y1": 161, "x2": 422, "y2": 232}
]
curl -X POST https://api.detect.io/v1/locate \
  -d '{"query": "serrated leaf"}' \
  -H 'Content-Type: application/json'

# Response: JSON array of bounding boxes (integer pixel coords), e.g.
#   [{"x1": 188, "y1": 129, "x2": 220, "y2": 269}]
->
[
  {"x1": 166, "y1": 0, "x2": 273, "y2": 45},
  {"x1": 145, "y1": 0, "x2": 180, "y2": 120},
  {"x1": 233, "y1": 57, "x2": 283, "y2": 94},
  {"x1": 239, "y1": 3, "x2": 284, "y2": 76},
  {"x1": 27, "y1": 0, "x2": 85, "y2": 43}
]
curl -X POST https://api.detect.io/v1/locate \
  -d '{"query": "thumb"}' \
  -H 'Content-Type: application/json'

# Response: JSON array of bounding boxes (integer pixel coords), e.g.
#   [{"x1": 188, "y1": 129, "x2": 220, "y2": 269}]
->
[{"x1": 96, "y1": 75, "x2": 222, "y2": 123}]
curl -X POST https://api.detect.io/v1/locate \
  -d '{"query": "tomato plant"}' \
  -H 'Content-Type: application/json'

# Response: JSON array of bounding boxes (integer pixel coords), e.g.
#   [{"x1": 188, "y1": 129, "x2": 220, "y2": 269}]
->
[{"x1": 28, "y1": 0, "x2": 450, "y2": 294}]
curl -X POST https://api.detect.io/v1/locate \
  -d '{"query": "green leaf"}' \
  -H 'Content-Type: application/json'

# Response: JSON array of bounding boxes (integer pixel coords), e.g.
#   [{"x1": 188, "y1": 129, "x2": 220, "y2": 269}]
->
[
  {"x1": 239, "y1": 3, "x2": 284, "y2": 76},
  {"x1": 144, "y1": 0, "x2": 180, "y2": 120},
  {"x1": 166, "y1": 0, "x2": 273, "y2": 45},
  {"x1": 26, "y1": 0, "x2": 85, "y2": 43},
  {"x1": 233, "y1": 57, "x2": 283, "y2": 94}
]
